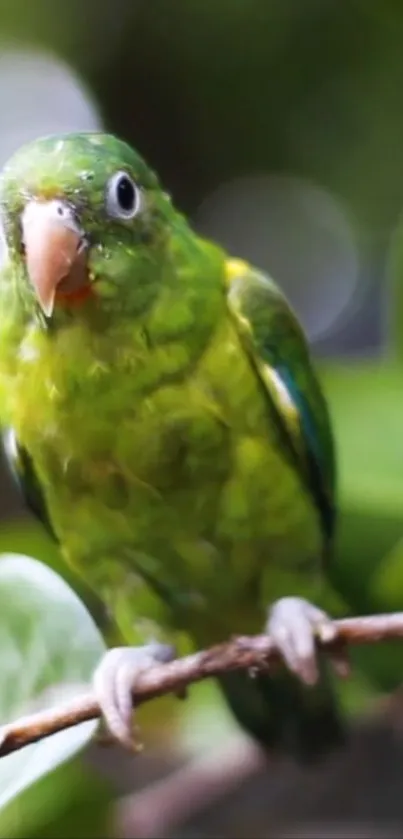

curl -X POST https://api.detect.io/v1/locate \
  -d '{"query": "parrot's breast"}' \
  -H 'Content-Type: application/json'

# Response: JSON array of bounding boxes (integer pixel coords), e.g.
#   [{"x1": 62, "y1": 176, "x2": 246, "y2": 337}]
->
[{"x1": 2, "y1": 312, "x2": 322, "y2": 646}]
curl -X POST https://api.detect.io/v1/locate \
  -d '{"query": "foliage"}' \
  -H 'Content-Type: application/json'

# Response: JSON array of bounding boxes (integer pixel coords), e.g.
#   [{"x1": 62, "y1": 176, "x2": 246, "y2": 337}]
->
[{"x1": 0, "y1": 554, "x2": 106, "y2": 834}]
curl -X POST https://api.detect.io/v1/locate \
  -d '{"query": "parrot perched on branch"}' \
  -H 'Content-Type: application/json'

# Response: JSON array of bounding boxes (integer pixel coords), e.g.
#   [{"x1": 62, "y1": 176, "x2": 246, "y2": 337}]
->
[{"x1": 0, "y1": 132, "x2": 348, "y2": 760}]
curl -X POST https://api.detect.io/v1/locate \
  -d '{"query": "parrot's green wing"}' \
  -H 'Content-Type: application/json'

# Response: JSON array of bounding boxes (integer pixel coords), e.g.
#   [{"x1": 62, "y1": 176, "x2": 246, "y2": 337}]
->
[
  {"x1": 220, "y1": 260, "x2": 343, "y2": 762},
  {"x1": 226, "y1": 259, "x2": 336, "y2": 550}
]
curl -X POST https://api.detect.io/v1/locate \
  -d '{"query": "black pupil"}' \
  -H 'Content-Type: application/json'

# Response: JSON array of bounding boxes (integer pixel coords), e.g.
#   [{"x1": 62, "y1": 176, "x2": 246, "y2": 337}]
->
[{"x1": 116, "y1": 176, "x2": 135, "y2": 212}]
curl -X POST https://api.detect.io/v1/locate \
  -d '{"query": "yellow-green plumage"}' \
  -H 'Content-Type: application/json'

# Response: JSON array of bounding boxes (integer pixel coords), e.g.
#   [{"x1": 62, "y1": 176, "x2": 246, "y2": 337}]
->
[{"x1": 0, "y1": 133, "x2": 342, "y2": 758}]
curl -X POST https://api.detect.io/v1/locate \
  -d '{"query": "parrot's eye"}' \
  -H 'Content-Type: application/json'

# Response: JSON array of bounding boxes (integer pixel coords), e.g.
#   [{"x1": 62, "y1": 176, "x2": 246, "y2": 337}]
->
[{"x1": 105, "y1": 171, "x2": 142, "y2": 220}]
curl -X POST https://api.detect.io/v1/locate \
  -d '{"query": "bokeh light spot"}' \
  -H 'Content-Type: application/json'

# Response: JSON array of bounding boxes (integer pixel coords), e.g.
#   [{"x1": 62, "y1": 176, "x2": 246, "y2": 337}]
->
[
  {"x1": 0, "y1": 46, "x2": 102, "y2": 167},
  {"x1": 194, "y1": 174, "x2": 361, "y2": 343}
]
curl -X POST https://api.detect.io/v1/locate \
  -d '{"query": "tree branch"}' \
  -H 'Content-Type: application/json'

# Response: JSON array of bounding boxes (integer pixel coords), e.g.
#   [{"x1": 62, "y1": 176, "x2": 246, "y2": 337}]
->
[{"x1": 1, "y1": 612, "x2": 403, "y2": 758}]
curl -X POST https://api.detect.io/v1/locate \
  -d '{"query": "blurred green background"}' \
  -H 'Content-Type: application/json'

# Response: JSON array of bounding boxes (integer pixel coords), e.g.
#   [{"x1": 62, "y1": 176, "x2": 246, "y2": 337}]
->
[{"x1": 2, "y1": 1, "x2": 403, "y2": 836}]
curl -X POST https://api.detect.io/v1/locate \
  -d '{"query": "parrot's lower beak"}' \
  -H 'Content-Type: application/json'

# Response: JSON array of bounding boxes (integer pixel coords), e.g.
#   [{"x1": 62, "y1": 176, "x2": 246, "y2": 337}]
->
[{"x1": 21, "y1": 199, "x2": 88, "y2": 317}]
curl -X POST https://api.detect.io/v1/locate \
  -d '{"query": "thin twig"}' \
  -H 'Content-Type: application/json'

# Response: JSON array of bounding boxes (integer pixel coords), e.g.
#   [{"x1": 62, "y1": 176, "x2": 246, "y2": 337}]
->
[{"x1": 1, "y1": 612, "x2": 403, "y2": 758}]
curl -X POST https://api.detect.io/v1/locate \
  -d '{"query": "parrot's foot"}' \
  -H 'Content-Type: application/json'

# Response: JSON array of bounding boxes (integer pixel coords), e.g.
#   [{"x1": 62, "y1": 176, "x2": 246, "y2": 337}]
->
[
  {"x1": 92, "y1": 642, "x2": 176, "y2": 751},
  {"x1": 266, "y1": 596, "x2": 346, "y2": 685}
]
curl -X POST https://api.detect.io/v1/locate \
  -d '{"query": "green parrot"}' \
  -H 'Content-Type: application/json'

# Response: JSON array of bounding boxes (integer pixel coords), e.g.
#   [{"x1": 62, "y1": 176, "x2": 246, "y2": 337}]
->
[{"x1": 0, "y1": 132, "x2": 347, "y2": 760}]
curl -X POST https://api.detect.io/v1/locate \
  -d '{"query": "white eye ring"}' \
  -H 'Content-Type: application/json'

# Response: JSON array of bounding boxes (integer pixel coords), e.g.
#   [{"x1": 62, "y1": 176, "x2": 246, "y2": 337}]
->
[{"x1": 105, "y1": 171, "x2": 142, "y2": 220}]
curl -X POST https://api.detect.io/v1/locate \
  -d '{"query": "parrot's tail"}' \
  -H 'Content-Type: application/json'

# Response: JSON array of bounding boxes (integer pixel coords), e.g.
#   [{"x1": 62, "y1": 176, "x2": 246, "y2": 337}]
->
[{"x1": 218, "y1": 658, "x2": 346, "y2": 762}]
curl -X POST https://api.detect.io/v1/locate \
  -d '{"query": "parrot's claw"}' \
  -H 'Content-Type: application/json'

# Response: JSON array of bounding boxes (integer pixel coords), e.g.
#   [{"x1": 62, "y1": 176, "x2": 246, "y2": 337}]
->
[
  {"x1": 92, "y1": 642, "x2": 176, "y2": 751},
  {"x1": 266, "y1": 596, "x2": 338, "y2": 686}
]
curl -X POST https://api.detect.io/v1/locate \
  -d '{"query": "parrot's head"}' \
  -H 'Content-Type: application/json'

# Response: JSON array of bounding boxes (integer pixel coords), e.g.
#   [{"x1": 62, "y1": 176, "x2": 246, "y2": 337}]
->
[{"x1": 0, "y1": 132, "x2": 180, "y2": 321}]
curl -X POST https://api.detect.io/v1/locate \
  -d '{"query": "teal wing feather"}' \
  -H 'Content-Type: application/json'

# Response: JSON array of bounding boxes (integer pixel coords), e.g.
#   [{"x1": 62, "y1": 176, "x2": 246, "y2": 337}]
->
[
  {"x1": 221, "y1": 261, "x2": 343, "y2": 761},
  {"x1": 226, "y1": 261, "x2": 336, "y2": 549}
]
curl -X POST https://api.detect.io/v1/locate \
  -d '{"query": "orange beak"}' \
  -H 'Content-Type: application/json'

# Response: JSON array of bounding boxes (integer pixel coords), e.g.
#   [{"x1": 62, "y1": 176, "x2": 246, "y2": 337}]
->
[{"x1": 21, "y1": 199, "x2": 88, "y2": 317}]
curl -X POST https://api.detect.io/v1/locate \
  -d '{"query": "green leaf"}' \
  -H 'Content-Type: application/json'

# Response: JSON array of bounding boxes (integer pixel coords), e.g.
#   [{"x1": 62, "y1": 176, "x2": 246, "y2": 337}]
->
[
  {"x1": 0, "y1": 756, "x2": 113, "y2": 839},
  {"x1": 0, "y1": 553, "x2": 106, "y2": 812}
]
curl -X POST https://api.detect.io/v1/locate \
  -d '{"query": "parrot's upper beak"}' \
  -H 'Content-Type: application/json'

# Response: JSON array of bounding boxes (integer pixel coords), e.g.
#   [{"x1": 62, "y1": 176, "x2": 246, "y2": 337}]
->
[{"x1": 21, "y1": 199, "x2": 88, "y2": 317}]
